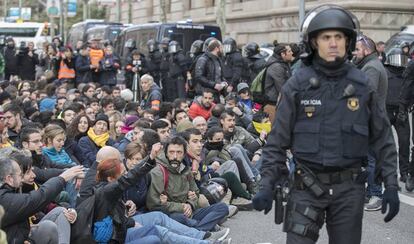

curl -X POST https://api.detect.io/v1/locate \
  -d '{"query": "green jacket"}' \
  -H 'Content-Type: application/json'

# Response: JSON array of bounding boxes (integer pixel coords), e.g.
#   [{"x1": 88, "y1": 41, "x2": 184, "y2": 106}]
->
[
  {"x1": 225, "y1": 126, "x2": 263, "y2": 148},
  {"x1": 146, "y1": 152, "x2": 200, "y2": 214},
  {"x1": 0, "y1": 53, "x2": 4, "y2": 75}
]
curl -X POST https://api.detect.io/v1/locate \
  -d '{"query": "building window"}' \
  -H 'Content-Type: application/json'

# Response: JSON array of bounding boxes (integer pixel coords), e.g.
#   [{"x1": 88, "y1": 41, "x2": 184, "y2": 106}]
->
[{"x1": 205, "y1": 0, "x2": 215, "y2": 7}]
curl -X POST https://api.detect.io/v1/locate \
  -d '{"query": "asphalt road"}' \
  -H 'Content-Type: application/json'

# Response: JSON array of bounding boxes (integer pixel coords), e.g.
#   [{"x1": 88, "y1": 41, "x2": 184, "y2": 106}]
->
[{"x1": 224, "y1": 193, "x2": 414, "y2": 244}]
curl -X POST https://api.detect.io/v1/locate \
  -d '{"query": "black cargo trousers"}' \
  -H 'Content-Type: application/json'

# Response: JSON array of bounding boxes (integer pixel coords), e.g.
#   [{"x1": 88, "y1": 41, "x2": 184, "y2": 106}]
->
[{"x1": 285, "y1": 173, "x2": 365, "y2": 244}]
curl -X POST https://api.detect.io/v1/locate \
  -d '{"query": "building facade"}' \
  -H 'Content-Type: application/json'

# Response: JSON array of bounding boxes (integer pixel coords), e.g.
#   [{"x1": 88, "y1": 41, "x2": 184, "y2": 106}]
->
[{"x1": 108, "y1": 0, "x2": 414, "y2": 44}]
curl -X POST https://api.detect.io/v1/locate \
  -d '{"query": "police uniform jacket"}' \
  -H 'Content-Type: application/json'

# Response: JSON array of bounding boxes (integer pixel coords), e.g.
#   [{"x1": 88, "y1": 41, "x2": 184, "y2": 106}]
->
[{"x1": 260, "y1": 56, "x2": 398, "y2": 190}]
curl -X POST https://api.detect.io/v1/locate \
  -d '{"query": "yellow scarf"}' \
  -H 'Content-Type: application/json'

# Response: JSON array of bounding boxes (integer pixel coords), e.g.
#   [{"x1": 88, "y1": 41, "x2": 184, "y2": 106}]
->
[
  {"x1": 87, "y1": 128, "x2": 110, "y2": 148},
  {"x1": 0, "y1": 141, "x2": 12, "y2": 149},
  {"x1": 253, "y1": 121, "x2": 272, "y2": 134}
]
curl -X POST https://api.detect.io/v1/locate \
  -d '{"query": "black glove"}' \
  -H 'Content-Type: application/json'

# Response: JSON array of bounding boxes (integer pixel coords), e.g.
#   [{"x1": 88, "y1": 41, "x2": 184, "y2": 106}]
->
[
  {"x1": 381, "y1": 187, "x2": 400, "y2": 222},
  {"x1": 252, "y1": 187, "x2": 274, "y2": 214}
]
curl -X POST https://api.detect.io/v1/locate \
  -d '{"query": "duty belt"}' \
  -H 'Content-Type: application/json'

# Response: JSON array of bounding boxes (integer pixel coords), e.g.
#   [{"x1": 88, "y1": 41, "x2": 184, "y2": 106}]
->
[{"x1": 294, "y1": 168, "x2": 360, "y2": 190}]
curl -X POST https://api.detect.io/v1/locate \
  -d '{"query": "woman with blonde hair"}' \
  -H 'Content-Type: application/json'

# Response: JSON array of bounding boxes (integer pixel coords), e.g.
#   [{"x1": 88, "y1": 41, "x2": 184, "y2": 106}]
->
[
  {"x1": 42, "y1": 124, "x2": 77, "y2": 167},
  {"x1": 107, "y1": 110, "x2": 124, "y2": 141}
]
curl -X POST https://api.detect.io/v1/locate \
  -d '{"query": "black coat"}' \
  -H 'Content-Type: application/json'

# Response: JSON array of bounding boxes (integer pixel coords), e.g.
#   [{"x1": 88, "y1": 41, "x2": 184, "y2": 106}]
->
[
  {"x1": 75, "y1": 55, "x2": 93, "y2": 84},
  {"x1": 99, "y1": 55, "x2": 120, "y2": 86},
  {"x1": 0, "y1": 177, "x2": 66, "y2": 244},
  {"x1": 17, "y1": 51, "x2": 39, "y2": 80},
  {"x1": 78, "y1": 135, "x2": 115, "y2": 167},
  {"x1": 194, "y1": 53, "x2": 225, "y2": 96},
  {"x1": 4, "y1": 46, "x2": 18, "y2": 75}
]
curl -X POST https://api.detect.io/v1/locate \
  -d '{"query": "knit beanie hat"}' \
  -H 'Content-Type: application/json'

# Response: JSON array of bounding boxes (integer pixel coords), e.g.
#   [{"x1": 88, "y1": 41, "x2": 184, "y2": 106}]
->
[
  {"x1": 176, "y1": 119, "x2": 194, "y2": 133},
  {"x1": 94, "y1": 113, "x2": 110, "y2": 129}
]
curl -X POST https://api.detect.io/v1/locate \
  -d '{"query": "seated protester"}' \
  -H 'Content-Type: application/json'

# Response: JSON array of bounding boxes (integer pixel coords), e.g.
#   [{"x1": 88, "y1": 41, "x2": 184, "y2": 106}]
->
[
  {"x1": 0, "y1": 157, "x2": 84, "y2": 244},
  {"x1": 158, "y1": 102, "x2": 175, "y2": 125},
  {"x1": 224, "y1": 93, "x2": 252, "y2": 129},
  {"x1": 107, "y1": 110, "x2": 123, "y2": 140},
  {"x1": 174, "y1": 109, "x2": 190, "y2": 126},
  {"x1": 192, "y1": 116, "x2": 208, "y2": 138},
  {"x1": 0, "y1": 120, "x2": 12, "y2": 149},
  {"x1": 189, "y1": 88, "x2": 216, "y2": 121},
  {"x1": 78, "y1": 113, "x2": 115, "y2": 167},
  {"x1": 236, "y1": 82, "x2": 257, "y2": 113},
  {"x1": 112, "y1": 86, "x2": 121, "y2": 97},
  {"x1": 140, "y1": 74, "x2": 162, "y2": 111},
  {"x1": 80, "y1": 84, "x2": 95, "y2": 104},
  {"x1": 20, "y1": 127, "x2": 68, "y2": 184},
  {"x1": 98, "y1": 45, "x2": 120, "y2": 88},
  {"x1": 146, "y1": 136, "x2": 229, "y2": 231},
  {"x1": 60, "y1": 105, "x2": 78, "y2": 128},
  {"x1": 117, "y1": 118, "x2": 151, "y2": 154},
  {"x1": 207, "y1": 104, "x2": 225, "y2": 129},
  {"x1": 173, "y1": 98, "x2": 190, "y2": 114},
  {"x1": 220, "y1": 109, "x2": 265, "y2": 156},
  {"x1": 246, "y1": 111, "x2": 271, "y2": 139},
  {"x1": 3, "y1": 102, "x2": 29, "y2": 146},
  {"x1": 203, "y1": 127, "x2": 254, "y2": 190},
  {"x1": 142, "y1": 108, "x2": 156, "y2": 122},
  {"x1": 181, "y1": 128, "x2": 252, "y2": 210},
  {"x1": 151, "y1": 119, "x2": 172, "y2": 143},
  {"x1": 90, "y1": 149, "x2": 161, "y2": 243},
  {"x1": 11, "y1": 151, "x2": 77, "y2": 238},
  {"x1": 42, "y1": 124, "x2": 77, "y2": 166},
  {"x1": 65, "y1": 114, "x2": 91, "y2": 163}
]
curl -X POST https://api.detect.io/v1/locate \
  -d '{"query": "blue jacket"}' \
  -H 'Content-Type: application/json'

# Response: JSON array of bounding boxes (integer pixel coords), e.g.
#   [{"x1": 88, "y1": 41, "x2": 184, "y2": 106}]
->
[{"x1": 78, "y1": 136, "x2": 115, "y2": 167}]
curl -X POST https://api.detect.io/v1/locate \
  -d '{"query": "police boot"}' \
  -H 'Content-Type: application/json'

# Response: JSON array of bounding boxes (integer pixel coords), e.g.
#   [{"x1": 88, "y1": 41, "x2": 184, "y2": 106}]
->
[{"x1": 405, "y1": 174, "x2": 414, "y2": 192}]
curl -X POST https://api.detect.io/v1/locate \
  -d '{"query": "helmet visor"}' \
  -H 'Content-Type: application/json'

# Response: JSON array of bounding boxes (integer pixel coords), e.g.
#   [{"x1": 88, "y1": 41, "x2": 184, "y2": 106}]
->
[
  {"x1": 387, "y1": 54, "x2": 408, "y2": 67},
  {"x1": 223, "y1": 44, "x2": 232, "y2": 54},
  {"x1": 148, "y1": 44, "x2": 155, "y2": 52},
  {"x1": 190, "y1": 45, "x2": 199, "y2": 54},
  {"x1": 168, "y1": 45, "x2": 177, "y2": 54}
]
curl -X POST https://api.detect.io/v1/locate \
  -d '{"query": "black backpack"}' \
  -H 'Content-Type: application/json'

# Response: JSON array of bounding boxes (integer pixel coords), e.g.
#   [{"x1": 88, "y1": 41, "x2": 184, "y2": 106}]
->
[{"x1": 71, "y1": 193, "x2": 97, "y2": 244}]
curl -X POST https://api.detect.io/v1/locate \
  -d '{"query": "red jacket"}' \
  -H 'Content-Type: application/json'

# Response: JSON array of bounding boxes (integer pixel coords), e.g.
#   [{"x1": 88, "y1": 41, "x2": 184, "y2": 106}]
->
[{"x1": 188, "y1": 97, "x2": 215, "y2": 120}]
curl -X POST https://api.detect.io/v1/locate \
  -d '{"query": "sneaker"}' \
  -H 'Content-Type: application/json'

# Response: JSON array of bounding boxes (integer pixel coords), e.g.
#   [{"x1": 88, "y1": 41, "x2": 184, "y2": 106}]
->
[
  {"x1": 207, "y1": 227, "x2": 230, "y2": 241},
  {"x1": 406, "y1": 175, "x2": 414, "y2": 192},
  {"x1": 212, "y1": 238, "x2": 232, "y2": 244},
  {"x1": 227, "y1": 204, "x2": 239, "y2": 218},
  {"x1": 364, "y1": 196, "x2": 382, "y2": 211},
  {"x1": 247, "y1": 180, "x2": 258, "y2": 195},
  {"x1": 231, "y1": 197, "x2": 253, "y2": 211},
  {"x1": 241, "y1": 183, "x2": 247, "y2": 191},
  {"x1": 222, "y1": 190, "x2": 232, "y2": 205}
]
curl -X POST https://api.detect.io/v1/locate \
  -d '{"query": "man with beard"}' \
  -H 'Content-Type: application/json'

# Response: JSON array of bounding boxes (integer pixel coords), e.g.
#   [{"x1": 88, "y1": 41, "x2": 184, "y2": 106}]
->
[
  {"x1": 189, "y1": 89, "x2": 216, "y2": 120},
  {"x1": 146, "y1": 136, "x2": 229, "y2": 232},
  {"x1": 353, "y1": 34, "x2": 388, "y2": 211},
  {"x1": 3, "y1": 37, "x2": 18, "y2": 80},
  {"x1": 2, "y1": 103, "x2": 28, "y2": 145},
  {"x1": 195, "y1": 39, "x2": 230, "y2": 103}
]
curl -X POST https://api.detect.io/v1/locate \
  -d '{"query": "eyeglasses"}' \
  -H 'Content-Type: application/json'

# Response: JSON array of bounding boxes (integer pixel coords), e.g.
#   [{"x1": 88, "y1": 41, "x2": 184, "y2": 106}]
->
[{"x1": 357, "y1": 35, "x2": 376, "y2": 52}]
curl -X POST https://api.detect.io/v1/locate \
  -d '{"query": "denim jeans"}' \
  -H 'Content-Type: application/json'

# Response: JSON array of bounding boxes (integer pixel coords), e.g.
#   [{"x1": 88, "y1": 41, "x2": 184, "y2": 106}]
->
[
  {"x1": 127, "y1": 219, "x2": 210, "y2": 244},
  {"x1": 169, "y1": 202, "x2": 229, "y2": 231},
  {"x1": 132, "y1": 211, "x2": 205, "y2": 240},
  {"x1": 366, "y1": 151, "x2": 383, "y2": 198}
]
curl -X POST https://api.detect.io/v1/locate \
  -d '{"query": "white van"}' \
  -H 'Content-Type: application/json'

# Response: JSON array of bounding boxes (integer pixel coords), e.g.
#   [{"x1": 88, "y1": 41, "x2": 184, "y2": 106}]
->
[{"x1": 0, "y1": 22, "x2": 57, "y2": 50}]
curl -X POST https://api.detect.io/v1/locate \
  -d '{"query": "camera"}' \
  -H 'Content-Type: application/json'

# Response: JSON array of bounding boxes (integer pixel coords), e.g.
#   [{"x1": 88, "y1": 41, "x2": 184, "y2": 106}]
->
[{"x1": 18, "y1": 41, "x2": 28, "y2": 55}]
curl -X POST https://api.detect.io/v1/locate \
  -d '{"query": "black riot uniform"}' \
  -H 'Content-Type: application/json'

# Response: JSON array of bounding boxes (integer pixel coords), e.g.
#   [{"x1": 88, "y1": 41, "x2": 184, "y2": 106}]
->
[
  {"x1": 384, "y1": 48, "x2": 410, "y2": 182},
  {"x1": 400, "y1": 56, "x2": 414, "y2": 191},
  {"x1": 187, "y1": 40, "x2": 204, "y2": 98},
  {"x1": 165, "y1": 41, "x2": 189, "y2": 100},
  {"x1": 159, "y1": 37, "x2": 171, "y2": 100},
  {"x1": 252, "y1": 5, "x2": 399, "y2": 244},
  {"x1": 222, "y1": 37, "x2": 245, "y2": 88},
  {"x1": 242, "y1": 42, "x2": 266, "y2": 84},
  {"x1": 146, "y1": 39, "x2": 162, "y2": 86}
]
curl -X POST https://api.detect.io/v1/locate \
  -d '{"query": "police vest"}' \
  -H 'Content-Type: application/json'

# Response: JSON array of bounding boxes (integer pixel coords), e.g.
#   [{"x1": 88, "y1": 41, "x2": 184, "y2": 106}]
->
[
  {"x1": 58, "y1": 60, "x2": 75, "y2": 79},
  {"x1": 291, "y1": 64, "x2": 371, "y2": 168}
]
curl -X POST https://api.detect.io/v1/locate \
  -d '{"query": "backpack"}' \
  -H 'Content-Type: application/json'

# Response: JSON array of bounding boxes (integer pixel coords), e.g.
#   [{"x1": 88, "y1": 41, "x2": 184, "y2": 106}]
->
[
  {"x1": 250, "y1": 61, "x2": 277, "y2": 104},
  {"x1": 159, "y1": 164, "x2": 169, "y2": 194},
  {"x1": 70, "y1": 193, "x2": 97, "y2": 244}
]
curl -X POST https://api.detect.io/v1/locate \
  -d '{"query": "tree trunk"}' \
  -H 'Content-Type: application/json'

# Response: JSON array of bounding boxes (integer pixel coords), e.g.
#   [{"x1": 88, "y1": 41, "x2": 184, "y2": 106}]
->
[
  {"x1": 216, "y1": 0, "x2": 226, "y2": 37},
  {"x1": 160, "y1": 0, "x2": 167, "y2": 23}
]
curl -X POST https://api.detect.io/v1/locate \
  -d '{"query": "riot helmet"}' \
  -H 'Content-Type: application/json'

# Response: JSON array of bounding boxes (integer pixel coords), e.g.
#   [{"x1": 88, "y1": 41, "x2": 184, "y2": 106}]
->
[
  {"x1": 386, "y1": 47, "x2": 408, "y2": 67},
  {"x1": 199, "y1": 178, "x2": 228, "y2": 204},
  {"x1": 203, "y1": 37, "x2": 217, "y2": 52},
  {"x1": 147, "y1": 39, "x2": 158, "y2": 53},
  {"x1": 159, "y1": 37, "x2": 171, "y2": 53},
  {"x1": 223, "y1": 37, "x2": 237, "y2": 54},
  {"x1": 242, "y1": 42, "x2": 260, "y2": 58},
  {"x1": 300, "y1": 4, "x2": 359, "y2": 61},
  {"x1": 168, "y1": 40, "x2": 181, "y2": 54},
  {"x1": 190, "y1": 40, "x2": 204, "y2": 55}
]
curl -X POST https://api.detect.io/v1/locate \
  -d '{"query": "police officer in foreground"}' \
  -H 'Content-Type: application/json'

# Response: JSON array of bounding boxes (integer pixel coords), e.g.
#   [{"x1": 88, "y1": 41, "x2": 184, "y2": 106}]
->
[{"x1": 252, "y1": 5, "x2": 399, "y2": 244}]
